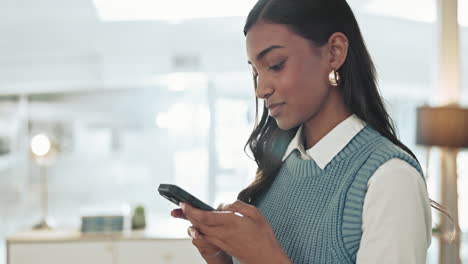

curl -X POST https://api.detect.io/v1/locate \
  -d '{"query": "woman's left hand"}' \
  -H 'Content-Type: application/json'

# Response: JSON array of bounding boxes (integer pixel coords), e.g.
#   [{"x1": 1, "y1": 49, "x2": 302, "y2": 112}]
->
[{"x1": 180, "y1": 200, "x2": 291, "y2": 264}]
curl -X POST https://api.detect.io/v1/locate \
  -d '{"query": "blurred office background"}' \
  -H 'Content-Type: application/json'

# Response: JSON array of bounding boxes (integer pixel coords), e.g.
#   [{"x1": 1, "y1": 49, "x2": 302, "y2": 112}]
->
[{"x1": 0, "y1": 0, "x2": 467, "y2": 263}]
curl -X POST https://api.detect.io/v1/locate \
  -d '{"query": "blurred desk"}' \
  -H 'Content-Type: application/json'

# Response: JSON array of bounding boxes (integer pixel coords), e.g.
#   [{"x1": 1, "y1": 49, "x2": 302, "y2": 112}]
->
[{"x1": 6, "y1": 229, "x2": 204, "y2": 264}]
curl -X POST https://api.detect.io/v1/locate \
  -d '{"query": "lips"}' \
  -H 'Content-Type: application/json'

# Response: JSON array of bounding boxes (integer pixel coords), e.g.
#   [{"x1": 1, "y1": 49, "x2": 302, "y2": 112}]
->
[{"x1": 267, "y1": 103, "x2": 285, "y2": 117}]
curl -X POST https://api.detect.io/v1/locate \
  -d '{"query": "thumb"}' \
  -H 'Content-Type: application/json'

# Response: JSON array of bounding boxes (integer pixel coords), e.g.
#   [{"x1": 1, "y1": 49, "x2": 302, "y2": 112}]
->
[
  {"x1": 216, "y1": 203, "x2": 225, "y2": 211},
  {"x1": 223, "y1": 200, "x2": 259, "y2": 219}
]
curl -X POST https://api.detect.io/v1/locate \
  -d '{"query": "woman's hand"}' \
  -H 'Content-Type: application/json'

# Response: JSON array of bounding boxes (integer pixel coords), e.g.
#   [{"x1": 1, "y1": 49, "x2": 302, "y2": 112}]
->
[
  {"x1": 171, "y1": 204, "x2": 232, "y2": 264},
  {"x1": 180, "y1": 200, "x2": 291, "y2": 264}
]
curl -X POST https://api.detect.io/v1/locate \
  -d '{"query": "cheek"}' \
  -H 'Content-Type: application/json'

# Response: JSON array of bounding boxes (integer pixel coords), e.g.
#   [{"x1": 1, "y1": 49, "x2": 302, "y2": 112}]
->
[
  {"x1": 280, "y1": 67, "x2": 329, "y2": 124},
  {"x1": 284, "y1": 66, "x2": 327, "y2": 108}
]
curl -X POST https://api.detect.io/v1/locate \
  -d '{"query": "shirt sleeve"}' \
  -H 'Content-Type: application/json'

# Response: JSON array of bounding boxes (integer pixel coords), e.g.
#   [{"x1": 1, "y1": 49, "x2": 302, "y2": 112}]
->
[{"x1": 356, "y1": 158, "x2": 432, "y2": 264}]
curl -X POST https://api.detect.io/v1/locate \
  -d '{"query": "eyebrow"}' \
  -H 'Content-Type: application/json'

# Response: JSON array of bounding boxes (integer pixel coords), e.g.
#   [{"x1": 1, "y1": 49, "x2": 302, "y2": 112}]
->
[{"x1": 248, "y1": 45, "x2": 284, "y2": 65}]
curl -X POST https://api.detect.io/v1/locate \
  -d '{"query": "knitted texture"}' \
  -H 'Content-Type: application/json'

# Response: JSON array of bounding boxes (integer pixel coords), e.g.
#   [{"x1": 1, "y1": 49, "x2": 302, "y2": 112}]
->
[{"x1": 232, "y1": 125, "x2": 424, "y2": 264}]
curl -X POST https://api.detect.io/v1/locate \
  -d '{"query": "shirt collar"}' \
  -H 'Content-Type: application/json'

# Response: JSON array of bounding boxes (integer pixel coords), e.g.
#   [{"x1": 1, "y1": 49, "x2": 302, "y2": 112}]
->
[{"x1": 282, "y1": 114, "x2": 367, "y2": 169}]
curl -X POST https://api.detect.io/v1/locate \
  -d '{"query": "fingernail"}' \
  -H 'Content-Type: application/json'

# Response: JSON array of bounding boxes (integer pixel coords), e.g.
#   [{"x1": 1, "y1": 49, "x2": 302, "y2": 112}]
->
[
  {"x1": 188, "y1": 227, "x2": 197, "y2": 239},
  {"x1": 179, "y1": 202, "x2": 185, "y2": 210}
]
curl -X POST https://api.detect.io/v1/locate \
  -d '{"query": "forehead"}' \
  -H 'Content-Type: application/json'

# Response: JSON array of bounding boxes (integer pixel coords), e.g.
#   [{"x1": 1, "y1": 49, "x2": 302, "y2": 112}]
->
[{"x1": 246, "y1": 22, "x2": 302, "y2": 61}]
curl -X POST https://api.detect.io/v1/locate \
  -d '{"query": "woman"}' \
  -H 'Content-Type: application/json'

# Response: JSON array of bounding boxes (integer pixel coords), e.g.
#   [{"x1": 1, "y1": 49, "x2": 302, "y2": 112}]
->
[{"x1": 171, "y1": 0, "x2": 432, "y2": 263}]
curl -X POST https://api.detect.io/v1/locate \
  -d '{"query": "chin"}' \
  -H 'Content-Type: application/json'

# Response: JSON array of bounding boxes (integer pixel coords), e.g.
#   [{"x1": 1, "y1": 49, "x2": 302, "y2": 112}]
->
[{"x1": 274, "y1": 117, "x2": 299, "y2": 131}]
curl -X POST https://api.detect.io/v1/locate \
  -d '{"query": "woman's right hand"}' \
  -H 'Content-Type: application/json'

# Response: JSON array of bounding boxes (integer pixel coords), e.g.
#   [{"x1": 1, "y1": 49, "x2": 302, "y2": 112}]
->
[{"x1": 171, "y1": 203, "x2": 233, "y2": 264}]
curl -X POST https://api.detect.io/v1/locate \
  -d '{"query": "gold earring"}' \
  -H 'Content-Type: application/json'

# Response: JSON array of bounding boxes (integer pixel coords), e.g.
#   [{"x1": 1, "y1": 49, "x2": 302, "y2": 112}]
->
[{"x1": 329, "y1": 70, "x2": 340, "y2": 87}]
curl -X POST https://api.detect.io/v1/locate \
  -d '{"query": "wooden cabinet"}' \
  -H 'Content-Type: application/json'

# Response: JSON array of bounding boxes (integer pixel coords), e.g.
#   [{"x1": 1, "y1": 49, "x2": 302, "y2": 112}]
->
[
  {"x1": 9, "y1": 242, "x2": 115, "y2": 264},
  {"x1": 7, "y1": 230, "x2": 205, "y2": 264},
  {"x1": 116, "y1": 240, "x2": 201, "y2": 264}
]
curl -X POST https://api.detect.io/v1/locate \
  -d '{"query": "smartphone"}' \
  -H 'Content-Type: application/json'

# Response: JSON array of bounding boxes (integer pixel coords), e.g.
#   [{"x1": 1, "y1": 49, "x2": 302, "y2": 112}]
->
[{"x1": 158, "y1": 184, "x2": 215, "y2": 211}]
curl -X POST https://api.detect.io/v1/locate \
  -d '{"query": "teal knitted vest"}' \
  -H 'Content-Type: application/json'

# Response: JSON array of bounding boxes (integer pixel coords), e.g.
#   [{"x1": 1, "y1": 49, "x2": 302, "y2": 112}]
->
[{"x1": 232, "y1": 125, "x2": 424, "y2": 264}]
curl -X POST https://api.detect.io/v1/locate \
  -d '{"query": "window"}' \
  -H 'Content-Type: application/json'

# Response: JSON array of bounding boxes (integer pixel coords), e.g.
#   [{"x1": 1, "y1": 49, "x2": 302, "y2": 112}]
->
[{"x1": 93, "y1": 0, "x2": 257, "y2": 21}]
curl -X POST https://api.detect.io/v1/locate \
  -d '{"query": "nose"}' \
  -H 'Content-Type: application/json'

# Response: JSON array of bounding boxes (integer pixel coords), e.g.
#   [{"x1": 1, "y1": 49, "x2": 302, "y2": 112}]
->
[{"x1": 255, "y1": 76, "x2": 274, "y2": 100}]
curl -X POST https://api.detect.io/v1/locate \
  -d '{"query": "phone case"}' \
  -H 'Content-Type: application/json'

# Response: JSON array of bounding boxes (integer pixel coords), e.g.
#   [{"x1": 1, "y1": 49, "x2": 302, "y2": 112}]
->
[{"x1": 158, "y1": 184, "x2": 215, "y2": 211}]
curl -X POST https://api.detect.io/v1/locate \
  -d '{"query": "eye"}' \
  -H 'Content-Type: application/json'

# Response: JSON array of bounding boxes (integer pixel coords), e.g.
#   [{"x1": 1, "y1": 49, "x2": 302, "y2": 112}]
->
[{"x1": 269, "y1": 60, "x2": 286, "y2": 72}]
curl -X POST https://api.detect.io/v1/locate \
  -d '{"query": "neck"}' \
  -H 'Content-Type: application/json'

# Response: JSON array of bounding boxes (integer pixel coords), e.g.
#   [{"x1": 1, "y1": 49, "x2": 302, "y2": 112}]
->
[{"x1": 303, "y1": 88, "x2": 351, "y2": 149}]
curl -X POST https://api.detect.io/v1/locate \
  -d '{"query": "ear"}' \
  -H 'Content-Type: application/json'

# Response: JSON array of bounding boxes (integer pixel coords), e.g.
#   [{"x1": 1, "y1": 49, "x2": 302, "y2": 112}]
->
[{"x1": 327, "y1": 32, "x2": 349, "y2": 71}]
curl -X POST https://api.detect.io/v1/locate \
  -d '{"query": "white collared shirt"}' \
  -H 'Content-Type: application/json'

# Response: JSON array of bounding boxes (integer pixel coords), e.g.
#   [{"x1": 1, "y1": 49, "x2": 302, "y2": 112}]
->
[{"x1": 282, "y1": 114, "x2": 432, "y2": 264}]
